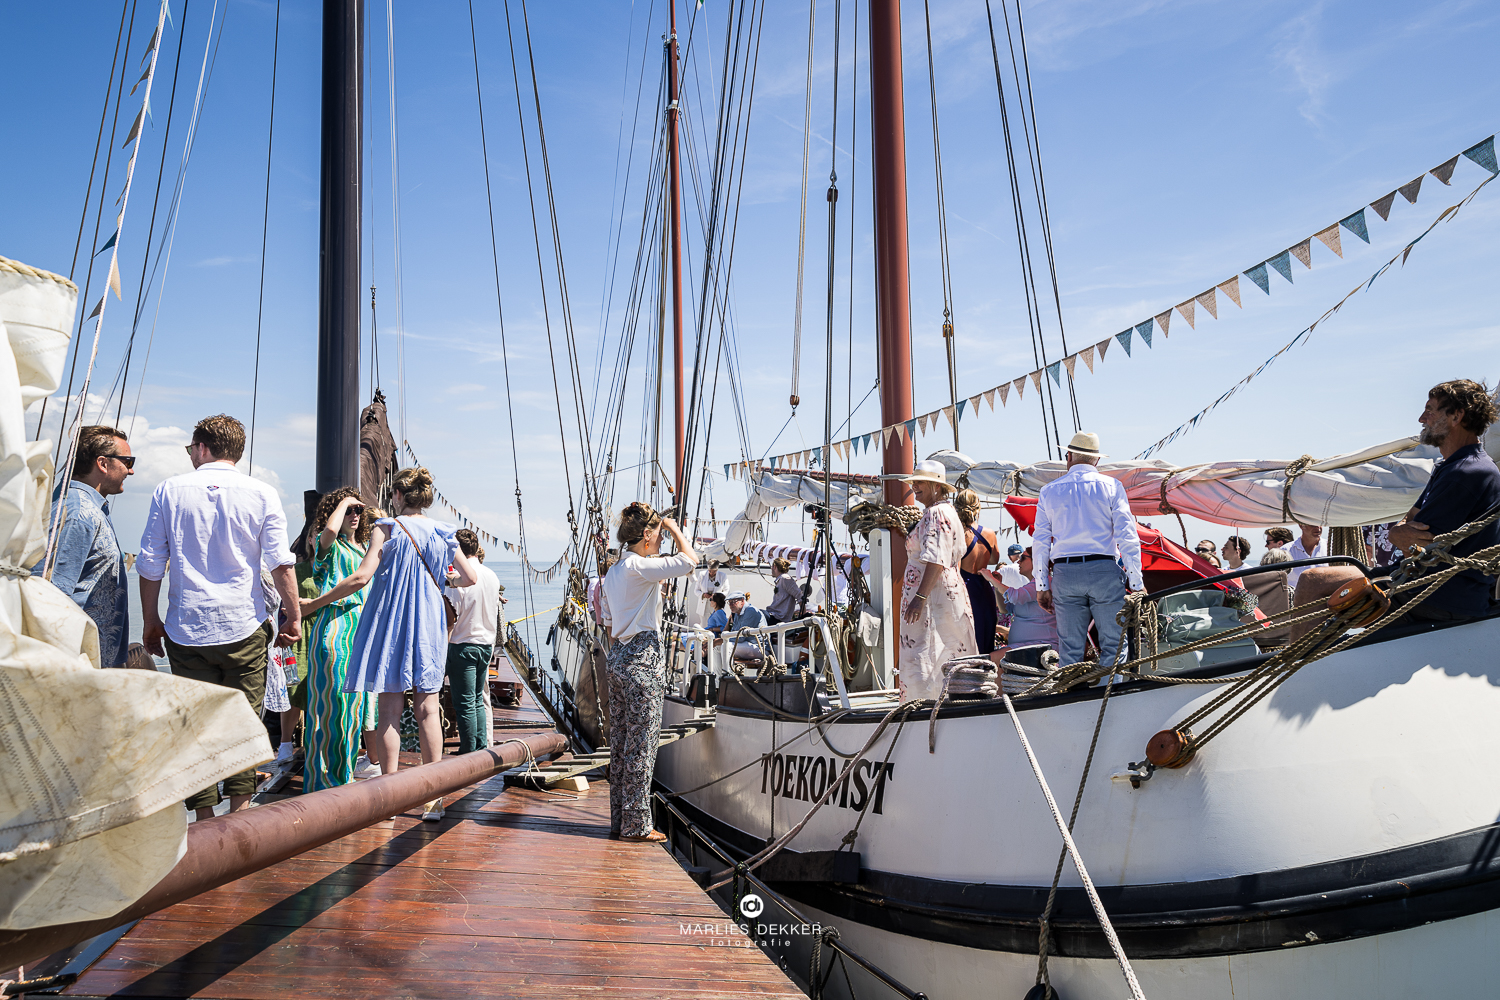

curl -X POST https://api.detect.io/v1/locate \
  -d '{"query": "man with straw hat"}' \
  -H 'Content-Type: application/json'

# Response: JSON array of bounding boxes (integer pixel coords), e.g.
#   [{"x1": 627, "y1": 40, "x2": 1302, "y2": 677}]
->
[
  {"x1": 1033, "y1": 433, "x2": 1143, "y2": 668},
  {"x1": 891, "y1": 460, "x2": 976, "y2": 701}
]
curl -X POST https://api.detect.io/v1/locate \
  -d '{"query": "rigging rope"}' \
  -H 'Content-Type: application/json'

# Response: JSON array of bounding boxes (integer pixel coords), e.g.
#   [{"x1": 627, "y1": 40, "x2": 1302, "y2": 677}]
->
[
  {"x1": 922, "y1": 0, "x2": 960, "y2": 451},
  {"x1": 788, "y1": 0, "x2": 816, "y2": 410},
  {"x1": 247, "y1": 0, "x2": 280, "y2": 477},
  {"x1": 384, "y1": 0, "x2": 408, "y2": 447}
]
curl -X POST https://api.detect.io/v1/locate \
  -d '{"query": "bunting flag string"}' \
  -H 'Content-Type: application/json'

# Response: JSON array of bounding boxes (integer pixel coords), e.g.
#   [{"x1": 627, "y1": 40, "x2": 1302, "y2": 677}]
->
[
  {"x1": 1135, "y1": 169, "x2": 1495, "y2": 460},
  {"x1": 742, "y1": 137, "x2": 1496, "y2": 474}
]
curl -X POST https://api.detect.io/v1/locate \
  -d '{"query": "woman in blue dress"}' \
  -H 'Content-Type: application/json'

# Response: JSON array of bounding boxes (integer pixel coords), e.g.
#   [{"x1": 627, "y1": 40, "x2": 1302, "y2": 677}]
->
[{"x1": 302, "y1": 468, "x2": 479, "y2": 793}]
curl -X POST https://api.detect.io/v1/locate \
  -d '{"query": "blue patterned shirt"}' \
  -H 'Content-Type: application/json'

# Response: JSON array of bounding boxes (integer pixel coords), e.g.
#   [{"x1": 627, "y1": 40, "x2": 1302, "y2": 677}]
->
[{"x1": 34, "y1": 481, "x2": 129, "y2": 667}]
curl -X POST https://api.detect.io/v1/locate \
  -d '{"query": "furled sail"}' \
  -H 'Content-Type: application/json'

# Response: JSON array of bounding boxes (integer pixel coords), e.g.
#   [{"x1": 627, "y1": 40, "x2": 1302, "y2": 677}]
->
[
  {"x1": 703, "y1": 471, "x2": 883, "y2": 560},
  {"x1": 0, "y1": 257, "x2": 270, "y2": 930}
]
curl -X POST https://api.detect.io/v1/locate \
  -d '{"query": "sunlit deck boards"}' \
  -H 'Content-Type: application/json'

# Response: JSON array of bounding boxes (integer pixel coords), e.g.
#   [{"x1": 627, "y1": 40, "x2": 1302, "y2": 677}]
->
[{"x1": 63, "y1": 697, "x2": 800, "y2": 998}]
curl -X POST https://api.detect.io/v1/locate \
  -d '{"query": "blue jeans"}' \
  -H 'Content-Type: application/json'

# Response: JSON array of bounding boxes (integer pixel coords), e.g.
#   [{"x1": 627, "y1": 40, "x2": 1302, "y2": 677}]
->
[{"x1": 1052, "y1": 559, "x2": 1126, "y2": 667}]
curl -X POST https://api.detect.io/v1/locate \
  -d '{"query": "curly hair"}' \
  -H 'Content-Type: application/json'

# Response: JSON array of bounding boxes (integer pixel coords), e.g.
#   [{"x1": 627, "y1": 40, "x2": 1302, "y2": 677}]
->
[
  {"x1": 1429, "y1": 379, "x2": 1498, "y2": 435},
  {"x1": 953, "y1": 488, "x2": 981, "y2": 527},
  {"x1": 617, "y1": 501, "x2": 661, "y2": 546},
  {"x1": 313, "y1": 486, "x2": 374, "y2": 546},
  {"x1": 392, "y1": 466, "x2": 434, "y2": 510}
]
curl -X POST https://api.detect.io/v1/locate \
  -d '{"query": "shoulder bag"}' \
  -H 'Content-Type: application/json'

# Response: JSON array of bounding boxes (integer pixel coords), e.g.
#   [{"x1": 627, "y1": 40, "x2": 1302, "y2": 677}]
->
[{"x1": 395, "y1": 517, "x2": 458, "y2": 631}]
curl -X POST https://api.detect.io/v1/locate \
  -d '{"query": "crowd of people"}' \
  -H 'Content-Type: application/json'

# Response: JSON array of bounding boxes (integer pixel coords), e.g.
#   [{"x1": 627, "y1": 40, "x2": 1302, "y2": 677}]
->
[{"x1": 36, "y1": 414, "x2": 505, "y2": 822}]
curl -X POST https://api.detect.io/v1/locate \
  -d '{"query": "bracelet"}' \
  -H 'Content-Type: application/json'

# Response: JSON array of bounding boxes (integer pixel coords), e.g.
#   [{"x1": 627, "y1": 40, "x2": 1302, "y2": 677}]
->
[{"x1": 913, "y1": 594, "x2": 928, "y2": 602}]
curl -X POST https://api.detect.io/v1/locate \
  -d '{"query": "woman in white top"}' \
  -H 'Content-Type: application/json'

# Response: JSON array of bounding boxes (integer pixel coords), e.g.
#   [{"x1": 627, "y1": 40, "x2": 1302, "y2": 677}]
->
[{"x1": 600, "y1": 501, "x2": 699, "y2": 842}]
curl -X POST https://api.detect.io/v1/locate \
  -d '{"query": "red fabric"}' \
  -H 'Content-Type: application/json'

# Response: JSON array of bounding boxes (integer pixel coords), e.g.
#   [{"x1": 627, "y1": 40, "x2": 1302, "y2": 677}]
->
[{"x1": 1002, "y1": 497, "x2": 1233, "y2": 594}]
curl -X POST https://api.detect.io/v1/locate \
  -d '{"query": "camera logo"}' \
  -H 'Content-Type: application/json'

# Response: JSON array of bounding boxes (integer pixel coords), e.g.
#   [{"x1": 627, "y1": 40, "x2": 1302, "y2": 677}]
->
[{"x1": 739, "y1": 893, "x2": 764, "y2": 918}]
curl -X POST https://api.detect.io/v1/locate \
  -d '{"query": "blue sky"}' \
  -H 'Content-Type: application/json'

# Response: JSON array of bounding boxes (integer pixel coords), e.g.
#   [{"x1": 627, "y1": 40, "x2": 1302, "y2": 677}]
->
[{"x1": 8, "y1": 0, "x2": 1499, "y2": 575}]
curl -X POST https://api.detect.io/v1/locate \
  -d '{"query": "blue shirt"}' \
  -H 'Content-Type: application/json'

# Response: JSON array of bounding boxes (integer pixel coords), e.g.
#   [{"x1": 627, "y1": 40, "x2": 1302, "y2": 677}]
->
[
  {"x1": 705, "y1": 608, "x2": 728, "y2": 635},
  {"x1": 34, "y1": 481, "x2": 129, "y2": 667},
  {"x1": 731, "y1": 603, "x2": 765, "y2": 631},
  {"x1": 1401, "y1": 443, "x2": 1500, "y2": 617}
]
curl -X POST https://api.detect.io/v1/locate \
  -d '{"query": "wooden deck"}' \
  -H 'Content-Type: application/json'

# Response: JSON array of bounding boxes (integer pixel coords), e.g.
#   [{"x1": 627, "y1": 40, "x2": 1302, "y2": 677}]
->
[{"x1": 59, "y1": 686, "x2": 802, "y2": 999}]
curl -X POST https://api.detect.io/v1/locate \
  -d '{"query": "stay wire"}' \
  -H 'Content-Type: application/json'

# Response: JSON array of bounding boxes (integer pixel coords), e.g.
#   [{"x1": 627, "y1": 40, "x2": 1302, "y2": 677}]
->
[
  {"x1": 789, "y1": 0, "x2": 816, "y2": 410},
  {"x1": 822, "y1": 0, "x2": 841, "y2": 603},
  {"x1": 247, "y1": 0, "x2": 280, "y2": 476},
  {"x1": 922, "y1": 0, "x2": 959, "y2": 450}
]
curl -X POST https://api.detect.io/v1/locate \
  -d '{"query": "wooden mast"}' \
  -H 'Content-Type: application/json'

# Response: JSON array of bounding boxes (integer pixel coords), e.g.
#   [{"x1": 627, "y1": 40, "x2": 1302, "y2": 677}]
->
[
  {"x1": 869, "y1": 0, "x2": 915, "y2": 594},
  {"x1": 315, "y1": 0, "x2": 363, "y2": 493},
  {"x1": 667, "y1": 1, "x2": 687, "y2": 505}
]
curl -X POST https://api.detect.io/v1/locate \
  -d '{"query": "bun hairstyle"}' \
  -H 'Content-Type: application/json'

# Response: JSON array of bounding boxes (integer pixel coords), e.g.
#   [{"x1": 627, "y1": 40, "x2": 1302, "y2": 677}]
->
[
  {"x1": 617, "y1": 501, "x2": 662, "y2": 546},
  {"x1": 953, "y1": 488, "x2": 981, "y2": 528},
  {"x1": 392, "y1": 466, "x2": 435, "y2": 510},
  {"x1": 772, "y1": 557, "x2": 792, "y2": 574}
]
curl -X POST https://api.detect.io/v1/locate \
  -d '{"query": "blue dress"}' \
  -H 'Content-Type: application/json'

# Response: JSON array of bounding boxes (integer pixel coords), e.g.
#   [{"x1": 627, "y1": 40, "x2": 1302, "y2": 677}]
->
[{"x1": 343, "y1": 516, "x2": 459, "y2": 694}]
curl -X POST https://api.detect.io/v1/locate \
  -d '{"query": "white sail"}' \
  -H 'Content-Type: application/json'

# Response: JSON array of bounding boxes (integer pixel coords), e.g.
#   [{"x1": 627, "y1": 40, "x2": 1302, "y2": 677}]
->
[{"x1": 0, "y1": 256, "x2": 271, "y2": 929}]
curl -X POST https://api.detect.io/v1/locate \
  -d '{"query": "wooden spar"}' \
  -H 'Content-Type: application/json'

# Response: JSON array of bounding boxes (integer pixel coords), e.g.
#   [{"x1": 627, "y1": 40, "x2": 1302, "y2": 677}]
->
[
  {"x1": 0, "y1": 734, "x2": 565, "y2": 972},
  {"x1": 667, "y1": 2, "x2": 687, "y2": 504},
  {"x1": 869, "y1": 0, "x2": 915, "y2": 506},
  {"x1": 315, "y1": 0, "x2": 363, "y2": 493}
]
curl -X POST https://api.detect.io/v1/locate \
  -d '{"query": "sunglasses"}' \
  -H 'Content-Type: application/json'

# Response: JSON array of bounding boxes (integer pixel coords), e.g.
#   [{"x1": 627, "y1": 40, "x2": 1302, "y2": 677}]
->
[{"x1": 102, "y1": 453, "x2": 137, "y2": 469}]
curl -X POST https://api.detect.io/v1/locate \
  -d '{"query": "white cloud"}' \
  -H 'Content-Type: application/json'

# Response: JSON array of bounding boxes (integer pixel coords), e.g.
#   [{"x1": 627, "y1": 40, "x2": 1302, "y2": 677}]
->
[{"x1": 1275, "y1": 4, "x2": 1336, "y2": 126}]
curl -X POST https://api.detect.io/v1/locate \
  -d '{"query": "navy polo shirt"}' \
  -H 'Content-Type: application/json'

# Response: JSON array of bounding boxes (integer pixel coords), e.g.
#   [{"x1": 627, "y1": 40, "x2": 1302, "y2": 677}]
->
[{"x1": 1403, "y1": 443, "x2": 1500, "y2": 616}]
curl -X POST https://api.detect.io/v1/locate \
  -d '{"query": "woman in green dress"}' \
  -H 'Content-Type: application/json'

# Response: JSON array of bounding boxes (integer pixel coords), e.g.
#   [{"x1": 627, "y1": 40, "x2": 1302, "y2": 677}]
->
[{"x1": 304, "y1": 488, "x2": 373, "y2": 791}]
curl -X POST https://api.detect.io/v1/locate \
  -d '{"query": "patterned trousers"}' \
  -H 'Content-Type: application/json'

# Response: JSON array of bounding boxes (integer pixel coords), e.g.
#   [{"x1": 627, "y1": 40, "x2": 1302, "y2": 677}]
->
[{"x1": 604, "y1": 629, "x2": 666, "y2": 837}]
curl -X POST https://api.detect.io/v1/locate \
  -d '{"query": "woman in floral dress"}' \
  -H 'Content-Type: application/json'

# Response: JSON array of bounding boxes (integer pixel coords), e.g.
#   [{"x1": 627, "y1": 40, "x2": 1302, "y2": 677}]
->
[{"x1": 897, "y1": 461, "x2": 976, "y2": 701}]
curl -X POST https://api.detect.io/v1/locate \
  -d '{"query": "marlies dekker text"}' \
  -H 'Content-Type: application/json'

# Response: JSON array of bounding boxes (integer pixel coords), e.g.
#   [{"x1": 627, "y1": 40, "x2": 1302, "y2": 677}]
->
[{"x1": 760, "y1": 753, "x2": 895, "y2": 813}]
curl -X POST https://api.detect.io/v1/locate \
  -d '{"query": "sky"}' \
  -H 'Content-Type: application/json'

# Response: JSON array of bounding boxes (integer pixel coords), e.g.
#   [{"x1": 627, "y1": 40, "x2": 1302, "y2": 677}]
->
[{"x1": 7, "y1": 0, "x2": 1499, "y2": 603}]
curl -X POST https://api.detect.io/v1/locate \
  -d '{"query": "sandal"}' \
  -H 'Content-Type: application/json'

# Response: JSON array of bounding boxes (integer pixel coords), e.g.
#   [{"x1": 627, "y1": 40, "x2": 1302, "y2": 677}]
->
[{"x1": 619, "y1": 830, "x2": 667, "y2": 843}]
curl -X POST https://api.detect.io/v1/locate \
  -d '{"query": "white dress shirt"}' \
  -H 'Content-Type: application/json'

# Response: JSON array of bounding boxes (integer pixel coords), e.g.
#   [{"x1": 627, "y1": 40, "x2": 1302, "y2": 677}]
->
[
  {"x1": 447, "y1": 562, "x2": 501, "y2": 646},
  {"x1": 1032, "y1": 464, "x2": 1144, "y2": 591},
  {"x1": 137, "y1": 461, "x2": 295, "y2": 646},
  {"x1": 603, "y1": 550, "x2": 696, "y2": 640},
  {"x1": 1286, "y1": 537, "x2": 1323, "y2": 589}
]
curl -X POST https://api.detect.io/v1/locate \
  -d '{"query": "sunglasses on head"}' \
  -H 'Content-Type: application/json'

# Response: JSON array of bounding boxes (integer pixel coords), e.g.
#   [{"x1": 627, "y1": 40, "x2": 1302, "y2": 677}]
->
[{"x1": 103, "y1": 453, "x2": 137, "y2": 469}]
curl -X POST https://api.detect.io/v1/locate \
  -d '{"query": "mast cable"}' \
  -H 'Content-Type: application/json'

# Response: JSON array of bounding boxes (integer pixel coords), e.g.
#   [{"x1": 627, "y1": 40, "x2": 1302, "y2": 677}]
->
[
  {"x1": 789, "y1": 0, "x2": 817, "y2": 410},
  {"x1": 922, "y1": 0, "x2": 960, "y2": 450},
  {"x1": 247, "y1": 0, "x2": 280, "y2": 476}
]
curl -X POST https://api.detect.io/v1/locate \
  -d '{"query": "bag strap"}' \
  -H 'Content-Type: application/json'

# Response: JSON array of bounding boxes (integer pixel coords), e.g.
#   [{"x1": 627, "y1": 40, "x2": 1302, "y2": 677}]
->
[{"x1": 394, "y1": 517, "x2": 446, "y2": 597}]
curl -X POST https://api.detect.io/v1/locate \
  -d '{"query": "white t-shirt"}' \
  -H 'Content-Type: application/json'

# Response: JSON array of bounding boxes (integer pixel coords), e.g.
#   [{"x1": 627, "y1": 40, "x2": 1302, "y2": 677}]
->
[
  {"x1": 447, "y1": 562, "x2": 501, "y2": 646},
  {"x1": 603, "y1": 550, "x2": 696, "y2": 640},
  {"x1": 1286, "y1": 537, "x2": 1323, "y2": 589}
]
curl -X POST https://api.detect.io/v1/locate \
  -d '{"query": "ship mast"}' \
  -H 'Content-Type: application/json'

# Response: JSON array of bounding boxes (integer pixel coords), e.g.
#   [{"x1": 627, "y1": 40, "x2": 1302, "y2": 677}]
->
[
  {"x1": 316, "y1": 0, "x2": 363, "y2": 493},
  {"x1": 667, "y1": 1, "x2": 687, "y2": 507}
]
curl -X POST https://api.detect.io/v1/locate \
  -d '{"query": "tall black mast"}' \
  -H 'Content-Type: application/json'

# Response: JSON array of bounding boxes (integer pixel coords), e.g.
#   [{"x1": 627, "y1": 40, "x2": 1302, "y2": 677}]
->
[{"x1": 316, "y1": 0, "x2": 363, "y2": 492}]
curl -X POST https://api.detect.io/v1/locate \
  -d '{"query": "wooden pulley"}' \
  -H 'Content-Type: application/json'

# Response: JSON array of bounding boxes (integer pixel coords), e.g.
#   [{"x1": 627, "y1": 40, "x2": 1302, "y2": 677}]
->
[
  {"x1": 1326, "y1": 574, "x2": 1390, "y2": 627},
  {"x1": 1144, "y1": 727, "x2": 1198, "y2": 769}
]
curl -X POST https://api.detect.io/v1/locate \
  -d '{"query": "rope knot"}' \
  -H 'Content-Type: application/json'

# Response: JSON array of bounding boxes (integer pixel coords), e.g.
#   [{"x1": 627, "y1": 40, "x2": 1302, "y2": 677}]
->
[{"x1": 1281, "y1": 454, "x2": 1316, "y2": 523}]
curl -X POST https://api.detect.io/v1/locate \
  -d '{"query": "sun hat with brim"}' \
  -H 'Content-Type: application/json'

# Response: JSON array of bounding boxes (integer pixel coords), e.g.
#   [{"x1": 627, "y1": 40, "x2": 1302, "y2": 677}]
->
[
  {"x1": 727, "y1": 591, "x2": 747, "y2": 601},
  {"x1": 1065, "y1": 431, "x2": 1105, "y2": 458},
  {"x1": 884, "y1": 459, "x2": 953, "y2": 489}
]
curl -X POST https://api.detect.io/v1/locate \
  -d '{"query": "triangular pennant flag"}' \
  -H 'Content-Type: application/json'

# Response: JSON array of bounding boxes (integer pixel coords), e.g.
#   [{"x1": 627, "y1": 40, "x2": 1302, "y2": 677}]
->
[
  {"x1": 1462, "y1": 135, "x2": 1498, "y2": 176},
  {"x1": 956, "y1": 399, "x2": 968, "y2": 420},
  {"x1": 1370, "y1": 191, "x2": 1397, "y2": 221},
  {"x1": 129, "y1": 64, "x2": 152, "y2": 96},
  {"x1": 1014, "y1": 377, "x2": 1026, "y2": 400},
  {"x1": 87, "y1": 296, "x2": 104, "y2": 319},
  {"x1": 1062, "y1": 355, "x2": 1077, "y2": 378},
  {"x1": 862, "y1": 434, "x2": 872, "y2": 452},
  {"x1": 122, "y1": 107, "x2": 144, "y2": 148},
  {"x1": 882, "y1": 426, "x2": 893, "y2": 446},
  {"x1": 1115, "y1": 329, "x2": 1132, "y2": 356},
  {"x1": 1176, "y1": 299, "x2": 1196, "y2": 329},
  {"x1": 1046, "y1": 361, "x2": 1061, "y2": 385},
  {"x1": 1154, "y1": 310, "x2": 1171, "y2": 337},
  {"x1": 985, "y1": 388, "x2": 997, "y2": 410},
  {"x1": 107, "y1": 255, "x2": 122, "y2": 300},
  {"x1": 943, "y1": 406, "x2": 957, "y2": 430},
  {"x1": 96, "y1": 232, "x2": 117, "y2": 256},
  {"x1": 1030, "y1": 369, "x2": 1044, "y2": 392},
  {"x1": 143, "y1": 25, "x2": 161, "y2": 60},
  {"x1": 1196, "y1": 288, "x2": 1218, "y2": 320},
  {"x1": 1289, "y1": 238, "x2": 1313, "y2": 269},
  {"x1": 1340, "y1": 209, "x2": 1370, "y2": 244},
  {"x1": 968, "y1": 395, "x2": 981, "y2": 415},
  {"x1": 1243, "y1": 263, "x2": 1270, "y2": 294},
  {"x1": 1430, "y1": 155, "x2": 1459, "y2": 186},
  {"x1": 1313, "y1": 224, "x2": 1342, "y2": 258},
  {"x1": 917, "y1": 413, "x2": 930, "y2": 436},
  {"x1": 1267, "y1": 251, "x2": 1294, "y2": 284},
  {"x1": 1096, "y1": 337, "x2": 1110, "y2": 362},
  {"x1": 1140, "y1": 324, "x2": 1153, "y2": 349},
  {"x1": 1397, "y1": 175, "x2": 1423, "y2": 204},
  {"x1": 1080, "y1": 345, "x2": 1096, "y2": 373},
  {"x1": 903, "y1": 419, "x2": 916, "y2": 440},
  {"x1": 1216, "y1": 276, "x2": 1241, "y2": 308}
]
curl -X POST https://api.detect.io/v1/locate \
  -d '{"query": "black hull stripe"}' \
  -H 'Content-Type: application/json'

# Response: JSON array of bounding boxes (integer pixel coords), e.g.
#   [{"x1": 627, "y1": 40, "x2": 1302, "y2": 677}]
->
[{"x1": 665, "y1": 795, "x2": 1500, "y2": 960}]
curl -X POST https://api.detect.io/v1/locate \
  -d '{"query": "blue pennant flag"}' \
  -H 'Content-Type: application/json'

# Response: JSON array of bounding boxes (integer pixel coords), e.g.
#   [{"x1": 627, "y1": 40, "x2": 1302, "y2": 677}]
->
[
  {"x1": 1244, "y1": 263, "x2": 1270, "y2": 294},
  {"x1": 96, "y1": 232, "x2": 117, "y2": 256},
  {"x1": 1137, "y1": 320, "x2": 1153, "y2": 349},
  {"x1": 1047, "y1": 361, "x2": 1062, "y2": 385},
  {"x1": 904, "y1": 419, "x2": 917, "y2": 439},
  {"x1": 1340, "y1": 209, "x2": 1370, "y2": 244},
  {"x1": 770, "y1": 456, "x2": 778, "y2": 469},
  {"x1": 1116, "y1": 329, "x2": 1133, "y2": 356},
  {"x1": 1463, "y1": 135, "x2": 1498, "y2": 176},
  {"x1": 723, "y1": 464, "x2": 730, "y2": 479},
  {"x1": 862, "y1": 434, "x2": 871, "y2": 453},
  {"x1": 956, "y1": 399, "x2": 967, "y2": 420},
  {"x1": 1267, "y1": 251, "x2": 1294, "y2": 285}
]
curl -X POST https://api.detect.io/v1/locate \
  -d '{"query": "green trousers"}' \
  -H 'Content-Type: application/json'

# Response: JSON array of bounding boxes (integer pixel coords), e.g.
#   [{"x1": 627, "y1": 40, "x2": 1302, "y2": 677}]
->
[{"x1": 446, "y1": 642, "x2": 493, "y2": 755}]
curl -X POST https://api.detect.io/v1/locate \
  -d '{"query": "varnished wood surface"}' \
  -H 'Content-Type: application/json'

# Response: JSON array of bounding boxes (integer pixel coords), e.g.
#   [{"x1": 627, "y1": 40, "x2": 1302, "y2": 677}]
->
[{"x1": 64, "y1": 694, "x2": 800, "y2": 998}]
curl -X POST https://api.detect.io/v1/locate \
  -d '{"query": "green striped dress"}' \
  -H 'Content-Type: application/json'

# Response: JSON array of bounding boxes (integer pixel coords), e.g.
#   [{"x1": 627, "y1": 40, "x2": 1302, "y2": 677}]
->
[{"x1": 305, "y1": 536, "x2": 368, "y2": 792}]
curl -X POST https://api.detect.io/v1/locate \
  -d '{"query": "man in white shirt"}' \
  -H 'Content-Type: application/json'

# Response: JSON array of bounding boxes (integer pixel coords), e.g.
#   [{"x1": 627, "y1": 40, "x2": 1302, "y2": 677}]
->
[
  {"x1": 1033, "y1": 432, "x2": 1144, "y2": 668},
  {"x1": 445, "y1": 529, "x2": 503, "y2": 755},
  {"x1": 1285, "y1": 523, "x2": 1324, "y2": 589},
  {"x1": 137, "y1": 415, "x2": 300, "y2": 820}
]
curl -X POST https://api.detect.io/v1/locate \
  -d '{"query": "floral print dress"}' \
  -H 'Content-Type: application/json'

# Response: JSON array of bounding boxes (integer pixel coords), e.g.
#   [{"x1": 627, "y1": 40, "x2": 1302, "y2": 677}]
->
[{"x1": 899, "y1": 498, "x2": 976, "y2": 701}]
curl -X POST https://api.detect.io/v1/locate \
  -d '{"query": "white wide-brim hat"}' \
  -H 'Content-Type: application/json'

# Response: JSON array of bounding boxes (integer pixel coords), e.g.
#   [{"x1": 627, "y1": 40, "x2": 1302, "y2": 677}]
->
[
  {"x1": 1066, "y1": 431, "x2": 1106, "y2": 458},
  {"x1": 885, "y1": 459, "x2": 954, "y2": 489}
]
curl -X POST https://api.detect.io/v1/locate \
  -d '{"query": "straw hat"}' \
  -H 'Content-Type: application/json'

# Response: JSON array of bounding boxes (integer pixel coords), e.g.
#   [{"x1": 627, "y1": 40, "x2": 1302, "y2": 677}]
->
[
  {"x1": 889, "y1": 459, "x2": 954, "y2": 490},
  {"x1": 1065, "y1": 431, "x2": 1105, "y2": 458}
]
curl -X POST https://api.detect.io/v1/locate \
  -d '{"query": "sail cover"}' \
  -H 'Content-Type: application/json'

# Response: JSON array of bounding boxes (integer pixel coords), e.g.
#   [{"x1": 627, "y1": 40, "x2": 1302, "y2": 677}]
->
[
  {"x1": 0, "y1": 257, "x2": 270, "y2": 929},
  {"x1": 927, "y1": 441, "x2": 1437, "y2": 528},
  {"x1": 701, "y1": 471, "x2": 883, "y2": 561}
]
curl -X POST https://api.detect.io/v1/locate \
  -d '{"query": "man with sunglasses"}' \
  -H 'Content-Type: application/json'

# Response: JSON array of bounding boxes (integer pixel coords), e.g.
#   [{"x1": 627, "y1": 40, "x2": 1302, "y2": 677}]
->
[{"x1": 34, "y1": 425, "x2": 135, "y2": 668}]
